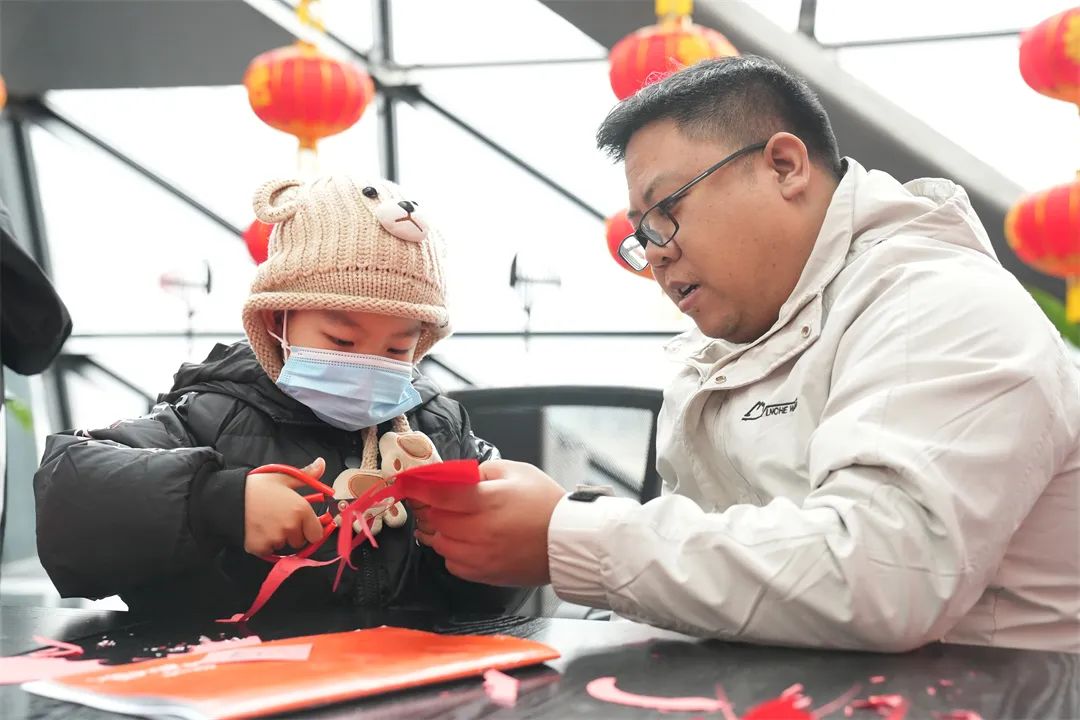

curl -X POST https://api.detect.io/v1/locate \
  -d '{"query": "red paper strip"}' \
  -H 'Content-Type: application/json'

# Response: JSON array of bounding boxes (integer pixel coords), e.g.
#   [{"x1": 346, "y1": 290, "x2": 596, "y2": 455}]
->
[
  {"x1": 217, "y1": 554, "x2": 338, "y2": 624},
  {"x1": 0, "y1": 657, "x2": 104, "y2": 685},
  {"x1": 483, "y1": 668, "x2": 519, "y2": 707},
  {"x1": 28, "y1": 636, "x2": 84, "y2": 659},
  {"x1": 846, "y1": 694, "x2": 909, "y2": 719},
  {"x1": 586, "y1": 676, "x2": 731, "y2": 713}
]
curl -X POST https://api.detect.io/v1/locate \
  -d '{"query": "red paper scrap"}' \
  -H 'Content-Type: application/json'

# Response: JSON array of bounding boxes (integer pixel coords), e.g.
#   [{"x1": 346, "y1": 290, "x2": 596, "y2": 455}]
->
[
  {"x1": 846, "y1": 694, "x2": 909, "y2": 719},
  {"x1": 28, "y1": 636, "x2": 84, "y2": 659},
  {"x1": 483, "y1": 668, "x2": 519, "y2": 707},
  {"x1": 586, "y1": 676, "x2": 731, "y2": 713},
  {"x1": 0, "y1": 657, "x2": 104, "y2": 685}
]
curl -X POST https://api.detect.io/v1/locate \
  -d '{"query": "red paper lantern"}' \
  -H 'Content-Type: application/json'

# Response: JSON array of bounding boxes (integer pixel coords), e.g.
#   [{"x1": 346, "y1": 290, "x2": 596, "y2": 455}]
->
[
  {"x1": 243, "y1": 219, "x2": 274, "y2": 265},
  {"x1": 1019, "y1": 7, "x2": 1080, "y2": 105},
  {"x1": 1005, "y1": 179, "x2": 1080, "y2": 321},
  {"x1": 609, "y1": 0, "x2": 738, "y2": 100},
  {"x1": 243, "y1": 42, "x2": 375, "y2": 151},
  {"x1": 606, "y1": 209, "x2": 654, "y2": 280}
]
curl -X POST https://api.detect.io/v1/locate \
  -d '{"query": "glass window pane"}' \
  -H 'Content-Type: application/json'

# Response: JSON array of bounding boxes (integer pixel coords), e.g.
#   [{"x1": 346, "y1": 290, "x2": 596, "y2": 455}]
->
[
  {"x1": 30, "y1": 125, "x2": 256, "y2": 338},
  {"x1": 391, "y1": 0, "x2": 605, "y2": 65},
  {"x1": 292, "y1": 0, "x2": 374, "y2": 52},
  {"x1": 816, "y1": 0, "x2": 1076, "y2": 44},
  {"x1": 56, "y1": 337, "x2": 243, "y2": 431},
  {"x1": 431, "y1": 335, "x2": 681, "y2": 389},
  {"x1": 394, "y1": 102, "x2": 687, "y2": 336},
  {"x1": 748, "y1": 0, "x2": 804, "y2": 34},
  {"x1": 46, "y1": 85, "x2": 381, "y2": 229},
  {"x1": 417, "y1": 61, "x2": 628, "y2": 213},
  {"x1": 836, "y1": 38, "x2": 1080, "y2": 191}
]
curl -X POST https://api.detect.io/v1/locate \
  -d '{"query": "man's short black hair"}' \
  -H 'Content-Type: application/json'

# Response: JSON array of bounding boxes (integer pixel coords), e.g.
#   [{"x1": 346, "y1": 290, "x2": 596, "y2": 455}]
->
[{"x1": 597, "y1": 55, "x2": 843, "y2": 178}]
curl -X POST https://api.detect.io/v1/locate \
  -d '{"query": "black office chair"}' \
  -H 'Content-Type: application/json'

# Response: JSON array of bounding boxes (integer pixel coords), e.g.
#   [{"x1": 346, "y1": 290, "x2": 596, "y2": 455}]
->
[{"x1": 447, "y1": 385, "x2": 664, "y2": 617}]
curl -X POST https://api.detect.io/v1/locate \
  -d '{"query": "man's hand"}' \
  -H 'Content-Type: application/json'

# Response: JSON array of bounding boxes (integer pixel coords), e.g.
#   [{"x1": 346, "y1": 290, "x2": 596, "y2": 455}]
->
[
  {"x1": 244, "y1": 457, "x2": 326, "y2": 556},
  {"x1": 409, "y1": 459, "x2": 565, "y2": 586}
]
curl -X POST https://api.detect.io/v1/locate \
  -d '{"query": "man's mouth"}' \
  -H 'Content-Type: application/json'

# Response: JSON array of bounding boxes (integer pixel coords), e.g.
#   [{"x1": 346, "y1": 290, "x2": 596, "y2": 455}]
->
[{"x1": 673, "y1": 282, "x2": 699, "y2": 300}]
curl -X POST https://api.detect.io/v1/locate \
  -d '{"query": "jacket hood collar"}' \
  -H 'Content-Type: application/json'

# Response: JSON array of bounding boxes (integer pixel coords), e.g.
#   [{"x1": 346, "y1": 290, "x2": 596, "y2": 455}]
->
[{"x1": 665, "y1": 158, "x2": 995, "y2": 364}]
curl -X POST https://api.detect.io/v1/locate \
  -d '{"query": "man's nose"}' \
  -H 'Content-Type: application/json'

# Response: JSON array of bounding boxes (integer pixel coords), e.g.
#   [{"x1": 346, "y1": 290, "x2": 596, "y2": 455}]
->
[{"x1": 644, "y1": 238, "x2": 679, "y2": 268}]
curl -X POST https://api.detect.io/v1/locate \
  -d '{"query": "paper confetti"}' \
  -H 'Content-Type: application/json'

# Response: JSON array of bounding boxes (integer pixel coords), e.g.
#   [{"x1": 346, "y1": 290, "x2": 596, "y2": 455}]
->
[
  {"x1": 483, "y1": 668, "x2": 520, "y2": 707},
  {"x1": 587, "y1": 677, "x2": 731, "y2": 714}
]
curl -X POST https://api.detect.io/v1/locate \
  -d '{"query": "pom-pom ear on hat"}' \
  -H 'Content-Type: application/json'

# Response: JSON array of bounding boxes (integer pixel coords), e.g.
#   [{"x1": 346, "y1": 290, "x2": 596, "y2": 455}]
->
[{"x1": 253, "y1": 179, "x2": 303, "y2": 224}]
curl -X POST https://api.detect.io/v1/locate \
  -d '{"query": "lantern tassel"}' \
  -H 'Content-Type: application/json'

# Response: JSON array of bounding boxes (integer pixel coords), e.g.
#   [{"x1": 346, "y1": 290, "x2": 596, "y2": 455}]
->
[{"x1": 1067, "y1": 278, "x2": 1080, "y2": 324}]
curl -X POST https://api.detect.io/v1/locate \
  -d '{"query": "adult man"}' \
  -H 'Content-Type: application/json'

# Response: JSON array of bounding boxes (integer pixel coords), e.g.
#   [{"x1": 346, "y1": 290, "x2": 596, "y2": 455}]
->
[{"x1": 411, "y1": 56, "x2": 1080, "y2": 652}]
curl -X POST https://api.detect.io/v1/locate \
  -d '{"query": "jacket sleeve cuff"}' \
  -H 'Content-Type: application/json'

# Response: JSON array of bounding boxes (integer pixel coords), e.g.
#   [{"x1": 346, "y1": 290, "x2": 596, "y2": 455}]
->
[
  {"x1": 189, "y1": 466, "x2": 248, "y2": 551},
  {"x1": 547, "y1": 494, "x2": 639, "y2": 610}
]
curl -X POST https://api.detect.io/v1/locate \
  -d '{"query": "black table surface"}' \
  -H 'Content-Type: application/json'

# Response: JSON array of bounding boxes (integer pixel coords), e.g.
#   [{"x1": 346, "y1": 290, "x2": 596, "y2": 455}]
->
[{"x1": 0, "y1": 604, "x2": 1076, "y2": 719}]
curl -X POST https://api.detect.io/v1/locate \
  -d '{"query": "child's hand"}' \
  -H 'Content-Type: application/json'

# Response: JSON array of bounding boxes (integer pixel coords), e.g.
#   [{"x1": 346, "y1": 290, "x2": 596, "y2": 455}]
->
[{"x1": 244, "y1": 457, "x2": 327, "y2": 555}]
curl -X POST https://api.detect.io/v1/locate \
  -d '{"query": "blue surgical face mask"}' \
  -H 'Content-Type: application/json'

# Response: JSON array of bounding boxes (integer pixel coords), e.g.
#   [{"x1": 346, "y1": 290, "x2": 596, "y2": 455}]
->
[{"x1": 269, "y1": 314, "x2": 421, "y2": 431}]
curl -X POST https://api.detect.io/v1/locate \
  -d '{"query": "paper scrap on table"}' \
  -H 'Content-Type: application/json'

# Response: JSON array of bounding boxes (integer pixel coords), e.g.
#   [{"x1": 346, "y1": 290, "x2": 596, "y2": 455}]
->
[
  {"x1": 184, "y1": 635, "x2": 263, "y2": 654},
  {"x1": 844, "y1": 694, "x2": 909, "y2": 719},
  {"x1": 197, "y1": 643, "x2": 312, "y2": 665},
  {"x1": 0, "y1": 657, "x2": 104, "y2": 685},
  {"x1": 0, "y1": 635, "x2": 101, "y2": 685},
  {"x1": 587, "y1": 676, "x2": 732, "y2": 714},
  {"x1": 28, "y1": 636, "x2": 84, "y2": 659},
  {"x1": 483, "y1": 668, "x2": 519, "y2": 707}
]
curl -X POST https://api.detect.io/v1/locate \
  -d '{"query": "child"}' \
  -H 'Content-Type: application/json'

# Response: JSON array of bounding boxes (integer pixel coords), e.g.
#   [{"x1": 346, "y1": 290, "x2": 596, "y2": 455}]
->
[{"x1": 34, "y1": 176, "x2": 527, "y2": 617}]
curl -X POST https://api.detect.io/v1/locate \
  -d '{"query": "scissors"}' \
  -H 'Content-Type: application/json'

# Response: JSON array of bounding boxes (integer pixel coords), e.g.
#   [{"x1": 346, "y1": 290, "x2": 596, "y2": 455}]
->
[{"x1": 247, "y1": 463, "x2": 395, "y2": 530}]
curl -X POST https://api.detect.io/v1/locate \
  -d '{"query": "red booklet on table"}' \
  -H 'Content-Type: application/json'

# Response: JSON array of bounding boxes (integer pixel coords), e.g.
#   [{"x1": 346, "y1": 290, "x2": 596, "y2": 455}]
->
[{"x1": 23, "y1": 626, "x2": 559, "y2": 719}]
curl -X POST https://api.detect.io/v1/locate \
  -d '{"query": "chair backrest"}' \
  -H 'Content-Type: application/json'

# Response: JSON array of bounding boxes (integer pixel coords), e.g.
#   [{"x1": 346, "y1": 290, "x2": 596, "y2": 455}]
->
[
  {"x1": 448, "y1": 385, "x2": 664, "y2": 618},
  {"x1": 447, "y1": 386, "x2": 664, "y2": 504}
]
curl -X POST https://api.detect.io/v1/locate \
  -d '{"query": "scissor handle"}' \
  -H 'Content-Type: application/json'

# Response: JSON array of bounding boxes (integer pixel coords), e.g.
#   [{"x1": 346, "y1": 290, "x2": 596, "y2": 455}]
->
[{"x1": 249, "y1": 463, "x2": 336, "y2": 499}]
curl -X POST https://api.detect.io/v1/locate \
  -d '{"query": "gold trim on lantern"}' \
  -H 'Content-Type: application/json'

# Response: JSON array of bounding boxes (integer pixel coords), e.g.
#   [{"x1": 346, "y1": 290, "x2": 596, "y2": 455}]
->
[
  {"x1": 656, "y1": 0, "x2": 692, "y2": 18},
  {"x1": 1067, "y1": 277, "x2": 1080, "y2": 323}
]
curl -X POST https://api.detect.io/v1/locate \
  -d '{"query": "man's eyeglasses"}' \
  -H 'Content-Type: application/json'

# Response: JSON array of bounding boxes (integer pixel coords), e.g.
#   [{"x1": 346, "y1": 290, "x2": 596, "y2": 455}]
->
[{"x1": 619, "y1": 141, "x2": 768, "y2": 271}]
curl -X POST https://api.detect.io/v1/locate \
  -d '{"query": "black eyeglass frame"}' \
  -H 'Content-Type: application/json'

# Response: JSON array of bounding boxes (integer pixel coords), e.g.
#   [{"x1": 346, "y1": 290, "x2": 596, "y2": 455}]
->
[{"x1": 619, "y1": 141, "x2": 768, "y2": 271}]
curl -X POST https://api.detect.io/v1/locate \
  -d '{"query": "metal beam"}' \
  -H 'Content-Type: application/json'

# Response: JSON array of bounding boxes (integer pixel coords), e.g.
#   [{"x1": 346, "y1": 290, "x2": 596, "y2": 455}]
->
[
  {"x1": 403, "y1": 57, "x2": 607, "y2": 71},
  {"x1": 818, "y1": 28, "x2": 1023, "y2": 50},
  {"x1": 539, "y1": 0, "x2": 1061, "y2": 298},
  {"x1": 371, "y1": 0, "x2": 399, "y2": 182},
  {"x1": 797, "y1": 0, "x2": 817, "y2": 39},
  {"x1": 405, "y1": 87, "x2": 606, "y2": 221},
  {"x1": 0, "y1": 0, "x2": 293, "y2": 93},
  {"x1": 55, "y1": 355, "x2": 155, "y2": 407}
]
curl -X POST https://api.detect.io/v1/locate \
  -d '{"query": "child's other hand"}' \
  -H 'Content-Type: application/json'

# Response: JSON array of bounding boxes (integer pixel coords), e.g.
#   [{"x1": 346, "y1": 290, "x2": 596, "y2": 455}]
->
[{"x1": 244, "y1": 457, "x2": 327, "y2": 555}]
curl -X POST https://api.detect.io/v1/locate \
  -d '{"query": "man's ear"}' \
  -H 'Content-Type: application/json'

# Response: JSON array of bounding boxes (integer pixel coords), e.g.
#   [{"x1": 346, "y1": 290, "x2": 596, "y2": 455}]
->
[{"x1": 763, "y1": 132, "x2": 811, "y2": 201}]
